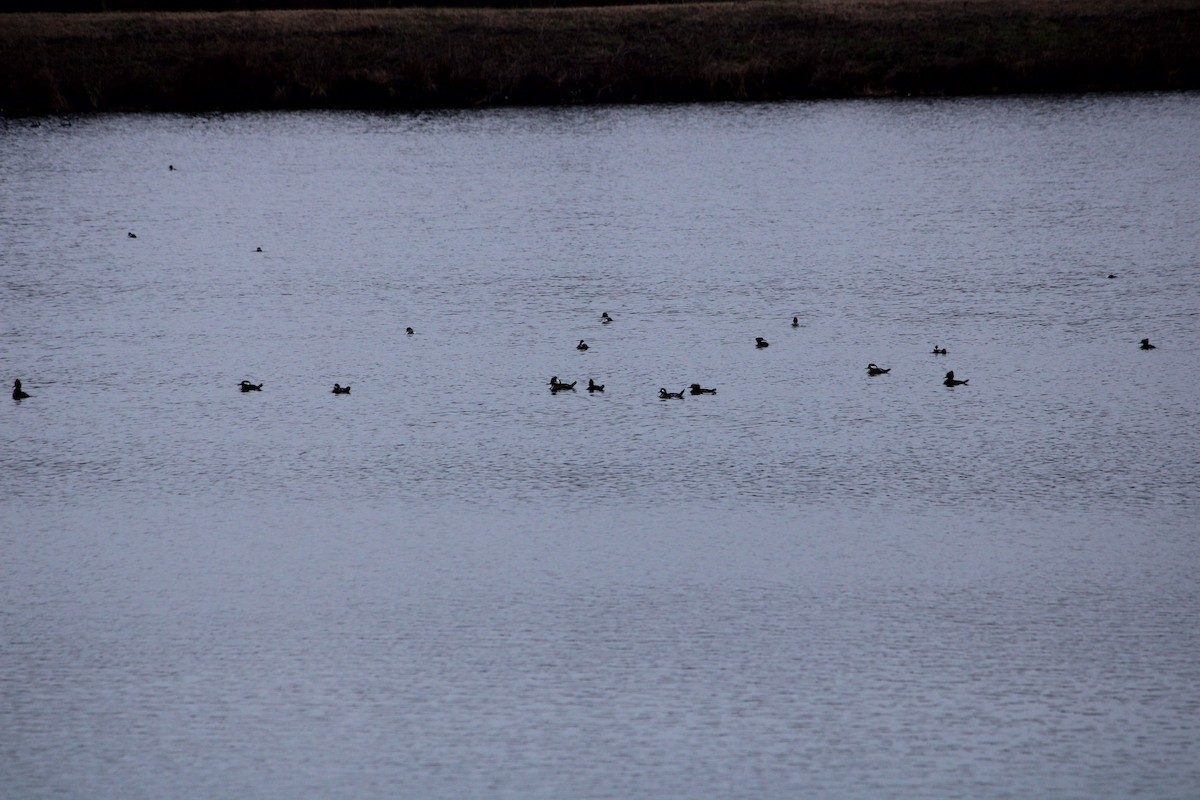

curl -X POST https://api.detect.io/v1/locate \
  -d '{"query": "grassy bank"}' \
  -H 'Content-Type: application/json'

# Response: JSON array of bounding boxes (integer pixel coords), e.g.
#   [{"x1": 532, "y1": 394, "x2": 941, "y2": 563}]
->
[{"x1": 2, "y1": 0, "x2": 1199, "y2": 115}]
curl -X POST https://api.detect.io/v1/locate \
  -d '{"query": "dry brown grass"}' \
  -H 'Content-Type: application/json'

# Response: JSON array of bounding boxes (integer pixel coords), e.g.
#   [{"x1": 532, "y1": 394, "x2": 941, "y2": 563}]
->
[{"x1": 2, "y1": 0, "x2": 1198, "y2": 114}]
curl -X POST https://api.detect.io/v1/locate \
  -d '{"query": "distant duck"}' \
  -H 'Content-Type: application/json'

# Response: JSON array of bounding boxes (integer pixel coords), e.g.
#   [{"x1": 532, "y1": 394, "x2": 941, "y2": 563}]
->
[
  {"x1": 791, "y1": 316, "x2": 799, "y2": 327},
  {"x1": 588, "y1": 378, "x2": 605, "y2": 392},
  {"x1": 12, "y1": 379, "x2": 30, "y2": 400},
  {"x1": 931, "y1": 345, "x2": 947, "y2": 355},
  {"x1": 867, "y1": 363, "x2": 890, "y2": 375},
  {"x1": 406, "y1": 327, "x2": 414, "y2": 335},
  {"x1": 255, "y1": 246, "x2": 262, "y2": 252},
  {"x1": 168, "y1": 164, "x2": 176, "y2": 171},
  {"x1": 577, "y1": 339, "x2": 589, "y2": 351},
  {"x1": 601, "y1": 312, "x2": 612, "y2": 324},
  {"x1": 943, "y1": 370, "x2": 969, "y2": 387},
  {"x1": 755, "y1": 337, "x2": 769, "y2": 348},
  {"x1": 332, "y1": 383, "x2": 351, "y2": 394},
  {"x1": 1140, "y1": 338, "x2": 1156, "y2": 350},
  {"x1": 689, "y1": 383, "x2": 717, "y2": 395},
  {"x1": 1108, "y1": 274, "x2": 1117, "y2": 279},
  {"x1": 239, "y1": 380, "x2": 263, "y2": 392},
  {"x1": 549, "y1": 376, "x2": 576, "y2": 391},
  {"x1": 127, "y1": 232, "x2": 137, "y2": 238},
  {"x1": 659, "y1": 388, "x2": 685, "y2": 399}
]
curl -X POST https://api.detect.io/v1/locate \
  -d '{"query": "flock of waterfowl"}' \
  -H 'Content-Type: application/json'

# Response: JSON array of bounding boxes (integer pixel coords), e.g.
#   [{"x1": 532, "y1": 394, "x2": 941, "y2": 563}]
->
[{"x1": 9, "y1": 314, "x2": 1161, "y2": 402}]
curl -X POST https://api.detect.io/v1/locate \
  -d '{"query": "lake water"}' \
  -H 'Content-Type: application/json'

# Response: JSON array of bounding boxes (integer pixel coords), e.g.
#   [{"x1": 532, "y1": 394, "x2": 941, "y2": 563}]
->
[{"x1": 2, "y1": 95, "x2": 1198, "y2": 799}]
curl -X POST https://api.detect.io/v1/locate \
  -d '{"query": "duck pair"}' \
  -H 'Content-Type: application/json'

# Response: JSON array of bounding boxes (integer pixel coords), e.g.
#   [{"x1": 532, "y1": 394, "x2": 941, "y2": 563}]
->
[{"x1": 931, "y1": 346, "x2": 948, "y2": 355}]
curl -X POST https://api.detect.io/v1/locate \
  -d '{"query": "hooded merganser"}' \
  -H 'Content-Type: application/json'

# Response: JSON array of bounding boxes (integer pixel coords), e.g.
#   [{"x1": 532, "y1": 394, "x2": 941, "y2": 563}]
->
[
  {"x1": 550, "y1": 377, "x2": 576, "y2": 391},
  {"x1": 601, "y1": 312, "x2": 612, "y2": 324},
  {"x1": 867, "y1": 363, "x2": 890, "y2": 375},
  {"x1": 127, "y1": 232, "x2": 137, "y2": 238},
  {"x1": 588, "y1": 378, "x2": 605, "y2": 392},
  {"x1": 577, "y1": 340, "x2": 589, "y2": 351},
  {"x1": 943, "y1": 371, "x2": 969, "y2": 387},
  {"x1": 755, "y1": 337, "x2": 769, "y2": 348},
  {"x1": 659, "y1": 388, "x2": 685, "y2": 399},
  {"x1": 1140, "y1": 338, "x2": 1156, "y2": 350},
  {"x1": 406, "y1": 327, "x2": 414, "y2": 335},
  {"x1": 12, "y1": 379, "x2": 30, "y2": 400},
  {"x1": 332, "y1": 384, "x2": 351, "y2": 394},
  {"x1": 239, "y1": 380, "x2": 263, "y2": 392},
  {"x1": 689, "y1": 383, "x2": 716, "y2": 395}
]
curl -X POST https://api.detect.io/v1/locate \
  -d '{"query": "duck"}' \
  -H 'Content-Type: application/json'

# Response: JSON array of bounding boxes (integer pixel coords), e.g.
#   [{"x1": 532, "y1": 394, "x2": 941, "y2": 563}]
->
[
  {"x1": 601, "y1": 312, "x2": 612, "y2": 324},
  {"x1": 588, "y1": 378, "x2": 605, "y2": 392},
  {"x1": 406, "y1": 327, "x2": 414, "y2": 335},
  {"x1": 791, "y1": 316, "x2": 799, "y2": 327},
  {"x1": 867, "y1": 363, "x2": 890, "y2": 376},
  {"x1": 755, "y1": 337, "x2": 769, "y2": 348},
  {"x1": 168, "y1": 164, "x2": 176, "y2": 171},
  {"x1": 689, "y1": 383, "x2": 717, "y2": 395},
  {"x1": 332, "y1": 383, "x2": 351, "y2": 394},
  {"x1": 931, "y1": 345, "x2": 947, "y2": 355},
  {"x1": 127, "y1": 231, "x2": 137, "y2": 238},
  {"x1": 549, "y1": 376, "x2": 576, "y2": 391},
  {"x1": 12, "y1": 379, "x2": 30, "y2": 400},
  {"x1": 576, "y1": 340, "x2": 589, "y2": 351},
  {"x1": 255, "y1": 246, "x2": 263, "y2": 252},
  {"x1": 1107, "y1": 274, "x2": 1117, "y2": 279},
  {"x1": 239, "y1": 380, "x2": 263, "y2": 392},
  {"x1": 659, "y1": 388, "x2": 685, "y2": 399},
  {"x1": 943, "y1": 370, "x2": 969, "y2": 387},
  {"x1": 1140, "y1": 338, "x2": 1156, "y2": 350}
]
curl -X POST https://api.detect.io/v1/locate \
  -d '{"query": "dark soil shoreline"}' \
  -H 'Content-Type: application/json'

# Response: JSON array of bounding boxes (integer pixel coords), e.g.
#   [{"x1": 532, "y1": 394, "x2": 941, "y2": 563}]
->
[{"x1": 3, "y1": 0, "x2": 1199, "y2": 116}]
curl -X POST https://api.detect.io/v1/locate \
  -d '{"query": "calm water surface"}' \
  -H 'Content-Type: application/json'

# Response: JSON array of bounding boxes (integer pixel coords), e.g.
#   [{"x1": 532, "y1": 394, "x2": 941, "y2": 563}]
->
[{"x1": 2, "y1": 96, "x2": 1198, "y2": 798}]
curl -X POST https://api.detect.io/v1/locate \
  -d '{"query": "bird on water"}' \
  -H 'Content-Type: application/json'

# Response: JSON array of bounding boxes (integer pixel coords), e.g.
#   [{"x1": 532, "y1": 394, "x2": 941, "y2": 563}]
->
[
  {"x1": 550, "y1": 377, "x2": 576, "y2": 392},
  {"x1": 12, "y1": 379, "x2": 30, "y2": 400},
  {"x1": 756, "y1": 337, "x2": 769, "y2": 348},
  {"x1": 659, "y1": 388, "x2": 685, "y2": 399},
  {"x1": 588, "y1": 378, "x2": 605, "y2": 392},
  {"x1": 577, "y1": 340, "x2": 589, "y2": 351},
  {"x1": 239, "y1": 380, "x2": 263, "y2": 392},
  {"x1": 1140, "y1": 338, "x2": 1156, "y2": 350},
  {"x1": 943, "y1": 371, "x2": 969, "y2": 387},
  {"x1": 867, "y1": 364, "x2": 890, "y2": 376},
  {"x1": 689, "y1": 384, "x2": 717, "y2": 395},
  {"x1": 601, "y1": 312, "x2": 613, "y2": 324},
  {"x1": 931, "y1": 345, "x2": 947, "y2": 355},
  {"x1": 332, "y1": 384, "x2": 351, "y2": 394}
]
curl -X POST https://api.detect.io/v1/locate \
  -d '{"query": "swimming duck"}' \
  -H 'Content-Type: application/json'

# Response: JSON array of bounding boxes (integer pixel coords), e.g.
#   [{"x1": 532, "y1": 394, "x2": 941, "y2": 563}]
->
[
  {"x1": 659, "y1": 388, "x2": 685, "y2": 399},
  {"x1": 127, "y1": 232, "x2": 137, "y2": 238},
  {"x1": 12, "y1": 379, "x2": 30, "y2": 400},
  {"x1": 689, "y1": 383, "x2": 717, "y2": 395},
  {"x1": 943, "y1": 371, "x2": 969, "y2": 387},
  {"x1": 931, "y1": 345, "x2": 947, "y2": 355},
  {"x1": 1140, "y1": 338, "x2": 1156, "y2": 350},
  {"x1": 755, "y1": 337, "x2": 769, "y2": 348},
  {"x1": 406, "y1": 327, "x2": 414, "y2": 335},
  {"x1": 332, "y1": 384, "x2": 351, "y2": 394},
  {"x1": 588, "y1": 378, "x2": 605, "y2": 392},
  {"x1": 255, "y1": 246, "x2": 263, "y2": 252},
  {"x1": 239, "y1": 380, "x2": 263, "y2": 392},
  {"x1": 1107, "y1": 274, "x2": 1117, "y2": 279},
  {"x1": 601, "y1": 312, "x2": 612, "y2": 324},
  {"x1": 168, "y1": 165, "x2": 176, "y2": 171},
  {"x1": 577, "y1": 340, "x2": 589, "y2": 351},
  {"x1": 791, "y1": 316, "x2": 799, "y2": 327},
  {"x1": 549, "y1": 376, "x2": 576, "y2": 391},
  {"x1": 867, "y1": 363, "x2": 890, "y2": 376}
]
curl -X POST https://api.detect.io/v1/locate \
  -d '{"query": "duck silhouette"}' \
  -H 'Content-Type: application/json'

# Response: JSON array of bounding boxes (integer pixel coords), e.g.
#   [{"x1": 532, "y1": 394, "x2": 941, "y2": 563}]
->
[
  {"x1": 791, "y1": 316, "x2": 799, "y2": 327},
  {"x1": 239, "y1": 380, "x2": 263, "y2": 392},
  {"x1": 867, "y1": 363, "x2": 890, "y2": 375},
  {"x1": 943, "y1": 371, "x2": 969, "y2": 387},
  {"x1": 1140, "y1": 338, "x2": 1156, "y2": 350},
  {"x1": 550, "y1": 376, "x2": 576, "y2": 392},
  {"x1": 576, "y1": 340, "x2": 589, "y2": 351},
  {"x1": 127, "y1": 232, "x2": 137, "y2": 238},
  {"x1": 755, "y1": 337, "x2": 769, "y2": 348},
  {"x1": 588, "y1": 378, "x2": 605, "y2": 392},
  {"x1": 689, "y1": 383, "x2": 717, "y2": 395},
  {"x1": 332, "y1": 383, "x2": 351, "y2": 394},
  {"x1": 601, "y1": 312, "x2": 612, "y2": 324},
  {"x1": 931, "y1": 345, "x2": 947, "y2": 355},
  {"x1": 12, "y1": 379, "x2": 30, "y2": 400},
  {"x1": 659, "y1": 388, "x2": 685, "y2": 399},
  {"x1": 406, "y1": 327, "x2": 414, "y2": 335}
]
